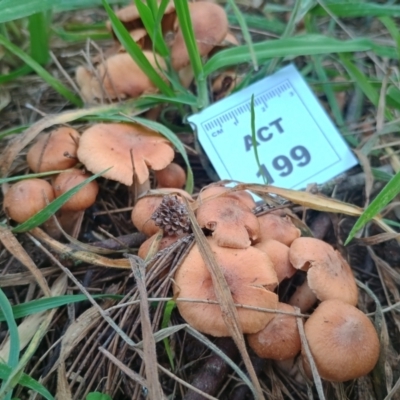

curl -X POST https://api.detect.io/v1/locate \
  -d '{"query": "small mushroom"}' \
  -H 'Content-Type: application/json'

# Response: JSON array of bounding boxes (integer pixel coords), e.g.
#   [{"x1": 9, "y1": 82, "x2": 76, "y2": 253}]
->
[
  {"x1": 155, "y1": 162, "x2": 186, "y2": 189},
  {"x1": 138, "y1": 233, "x2": 180, "y2": 260},
  {"x1": 77, "y1": 123, "x2": 175, "y2": 186},
  {"x1": 247, "y1": 303, "x2": 301, "y2": 361},
  {"x1": 76, "y1": 51, "x2": 166, "y2": 103},
  {"x1": 3, "y1": 179, "x2": 55, "y2": 223},
  {"x1": 171, "y1": 1, "x2": 228, "y2": 71},
  {"x1": 27, "y1": 126, "x2": 80, "y2": 173},
  {"x1": 131, "y1": 190, "x2": 192, "y2": 237},
  {"x1": 257, "y1": 213, "x2": 301, "y2": 246},
  {"x1": 196, "y1": 196, "x2": 260, "y2": 248},
  {"x1": 303, "y1": 299, "x2": 380, "y2": 382},
  {"x1": 52, "y1": 169, "x2": 99, "y2": 236},
  {"x1": 173, "y1": 237, "x2": 278, "y2": 337},
  {"x1": 288, "y1": 237, "x2": 358, "y2": 311}
]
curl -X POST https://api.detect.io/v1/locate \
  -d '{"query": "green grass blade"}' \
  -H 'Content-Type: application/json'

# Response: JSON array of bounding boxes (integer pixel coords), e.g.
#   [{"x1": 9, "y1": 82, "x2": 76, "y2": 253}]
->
[
  {"x1": 0, "y1": 170, "x2": 68, "y2": 185},
  {"x1": 339, "y1": 54, "x2": 392, "y2": 120},
  {"x1": 12, "y1": 169, "x2": 109, "y2": 233},
  {"x1": 379, "y1": 16, "x2": 400, "y2": 61},
  {"x1": 226, "y1": 0, "x2": 257, "y2": 70},
  {"x1": 0, "y1": 65, "x2": 32, "y2": 84},
  {"x1": 0, "y1": 294, "x2": 123, "y2": 322},
  {"x1": 28, "y1": 12, "x2": 50, "y2": 65},
  {"x1": 204, "y1": 35, "x2": 372, "y2": 76},
  {"x1": 173, "y1": 0, "x2": 208, "y2": 109},
  {"x1": 161, "y1": 300, "x2": 176, "y2": 369},
  {"x1": 0, "y1": 289, "x2": 20, "y2": 400},
  {"x1": 0, "y1": 34, "x2": 82, "y2": 106},
  {"x1": 0, "y1": 363, "x2": 54, "y2": 400},
  {"x1": 227, "y1": 14, "x2": 286, "y2": 35},
  {"x1": 102, "y1": 0, "x2": 174, "y2": 97},
  {"x1": 86, "y1": 393, "x2": 112, "y2": 400},
  {"x1": 130, "y1": 117, "x2": 194, "y2": 193},
  {"x1": 312, "y1": 2, "x2": 400, "y2": 18},
  {"x1": 0, "y1": 125, "x2": 28, "y2": 140},
  {"x1": 345, "y1": 170, "x2": 400, "y2": 245},
  {"x1": 0, "y1": 0, "x2": 130, "y2": 23},
  {"x1": 52, "y1": 27, "x2": 111, "y2": 42}
]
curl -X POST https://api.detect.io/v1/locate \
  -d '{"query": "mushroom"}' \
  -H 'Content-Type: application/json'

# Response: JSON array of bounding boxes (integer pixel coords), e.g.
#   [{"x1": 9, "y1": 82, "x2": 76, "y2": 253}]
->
[
  {"x1": 257, "y1": 213, "x2": 301, "y2": 246},
  {"x1": 303, "y1": 299, "x2": 380, "y2": 382},
  {"x1": 247, "y1": 303, "x2": 301, "y2": 361},
  {"x1": 26, "y1": 126, "x2": 80, "y2": 173},
  {"x1": 76, "y1": 51, "x2": 167, "y2": 103},
  {"x1": 77, "y1": 123, "x2": 175, "y2": 187},
  {"x1": 196, "y1": 196, "x2": 260, "y2": 249},
  {"x1": 155, "y1": 162, "x2": 186, "y2": 189},
  {"x1": 197, "y1": 185, "x2": 256, "y2": 210},
  {"x1": 52, "y1": 169, "x2": 99, "y2": 236},
  {"x1": 171, "y1": 2, "x2": 228, "y2": 71},
  {"x1": 138, "y1": 233, "x2": 180, "y2": 260},
  {"x1": 254, "y1": 239, "x2": 296, "y2": 283},
  {"x1": 3, "y1": 179, "x2": 55, "y2": 223},
  {"x1": 173, "y1": 237, "x2": 278, "y2": 336},
  {"x1": 288, "y1": 237, "x2": 358, "y2": 312},
  {"x1": 131, "y1": 190, "x2": 192, "y2": 236}
]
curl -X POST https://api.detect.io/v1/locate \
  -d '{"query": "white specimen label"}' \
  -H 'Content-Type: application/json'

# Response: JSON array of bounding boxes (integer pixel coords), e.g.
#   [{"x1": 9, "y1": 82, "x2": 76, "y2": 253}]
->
[{"x1": 188, "y1": 64, "x2": 358, "y2": 189}]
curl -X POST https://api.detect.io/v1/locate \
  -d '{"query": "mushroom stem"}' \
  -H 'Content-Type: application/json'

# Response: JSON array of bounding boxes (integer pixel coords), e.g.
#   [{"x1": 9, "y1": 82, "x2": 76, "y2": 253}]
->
[{"x1": 288, "y1": 279, "x2": 317, "y2": 313}]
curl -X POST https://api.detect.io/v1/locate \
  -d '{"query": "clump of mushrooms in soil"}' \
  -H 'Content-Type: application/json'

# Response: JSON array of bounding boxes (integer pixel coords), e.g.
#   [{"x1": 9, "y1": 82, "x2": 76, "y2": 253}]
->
[{"x1": 1, "y1": 1, "x2": 382, "y2": 396}]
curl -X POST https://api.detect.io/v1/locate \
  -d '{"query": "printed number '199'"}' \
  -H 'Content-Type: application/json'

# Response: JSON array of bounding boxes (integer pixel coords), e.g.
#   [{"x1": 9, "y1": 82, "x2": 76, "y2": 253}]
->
[{"x1": 256, "y1": 145, "x2": 311, "y2": 184}]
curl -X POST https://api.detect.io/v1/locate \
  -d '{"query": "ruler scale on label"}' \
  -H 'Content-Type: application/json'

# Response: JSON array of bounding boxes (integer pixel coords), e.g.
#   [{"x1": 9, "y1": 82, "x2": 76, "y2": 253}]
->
[{"x1": 188, "y1": 64, "x2": 358, "y2": 189}]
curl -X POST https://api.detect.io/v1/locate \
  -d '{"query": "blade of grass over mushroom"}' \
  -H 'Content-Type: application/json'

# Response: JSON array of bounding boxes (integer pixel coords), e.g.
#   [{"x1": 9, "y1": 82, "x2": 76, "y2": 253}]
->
[
  {"x1": 28, "y1": 12, "x2": 50, "y2": 65},
  {"x1": 11, "y1": 169, "x2": 109, "y2": 233},
  {"x1": 134, "y1": 0, "x2": 169, "y2": 57},
  {"x1": 0, "y1": 363, "x2": 54, "y2": 400},
  {"x1": 0, "y1": 294, "x2": 124, "y2": 322},
  {"x1": 0, "y1": 34, "x2": 82, "y2": 106},
  {"x1": 184, "y1": 200, "x2": 263, "y2": 400},
  {"x1": 0, "y1": 288, "x2": 20, "y2": 400},
  {"x1": 173, "y1": 0, "x2": 208, "y2": 109},
  {"x1": 226, "y1": 0, "x2": 257, "y2": 70},
  {"x1": 0, "y1": 170, "x2": 69, "y2": 185},
  {"x1": 345, "y1": 170, "x2": 400, "y2": 245},
  {"x1": 204, "y1": 36, "x2": 372, "y2": 76},
  {"x1": 103, "y1": 0, "x2": 174, "y2": 97},
  {"x1": 126, "y1": 116, "x2": 194, "y2": 193}
]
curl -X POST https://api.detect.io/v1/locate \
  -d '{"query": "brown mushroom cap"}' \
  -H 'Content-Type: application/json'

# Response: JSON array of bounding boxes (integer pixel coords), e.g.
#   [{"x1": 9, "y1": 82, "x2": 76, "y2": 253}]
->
[
  {"x1": 138, "y1": 233, "x2": 179, "y2": 260},
  {"x1": 173, "y1": 238, "x2": 278, "y2": 336},
  {"x1": 171, "y1": 2, "x2": 228, "y2": 70},
  {"x1": 289, "y1": 237, "x2": 358, "y2": 306},
  {"x1": 3, "y1": 179, "x2": 55, "y2": 223},
  {"x1": 52, "y1": 169, "x2": 99, "y2": 212},
  {"x1": 247, "y1": 303, "x2": 301, "y2": 360},
  {"x1": 303, "y1": 299, "x2": 380, "y2": 382},
  {"x1": 257, "y1": 213, "x2": 301, "y2": 246},
  {"x1": 77, "y1": 123, "x2": 174, "y2": 186},
  {"x1": 155, "y1": 162, "x2": 186, "y2": 189},
  {"x1": 76, "y1": 51, "x2": 166, "y2": 103},
  {"x1": 27, "y1": 127, "x2": 80, "y2": 173},
  {"x1": 197, "y1": 185, "x2": 256, "y2": 210},
  {"x1": 196, "y1": 196, "x2": 260, "y2": 248},
  {"x1": 254, "y1": 239, "x2": 296, "y2": 283}
]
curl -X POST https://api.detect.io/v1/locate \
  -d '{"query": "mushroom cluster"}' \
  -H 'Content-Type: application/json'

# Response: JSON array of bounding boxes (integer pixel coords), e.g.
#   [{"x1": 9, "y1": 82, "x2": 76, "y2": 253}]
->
[
  {"x1": 145, "y1": 185, "x2": 380, "y2": 383},
  {"x1": 3, "y1": 123, "x2": 186, "y2": 235},
  {"x1": 76, "y1": 1, "x2": 240, "y2": 103}
]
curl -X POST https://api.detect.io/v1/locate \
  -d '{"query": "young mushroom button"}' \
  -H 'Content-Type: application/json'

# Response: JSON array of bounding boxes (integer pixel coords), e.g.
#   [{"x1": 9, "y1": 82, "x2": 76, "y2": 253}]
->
[{"x1": 77, "y1": 123, "x2": 174, "y2": 186}]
